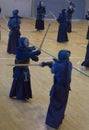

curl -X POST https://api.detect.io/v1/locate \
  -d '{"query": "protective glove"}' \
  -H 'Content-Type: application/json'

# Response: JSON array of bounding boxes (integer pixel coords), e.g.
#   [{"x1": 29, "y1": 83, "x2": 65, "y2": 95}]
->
[
  {"x1": 31, "y1": 56, "x2": 39, "y2": 62},
  {"x1": 33, "y1": 50, "x2": 41, "y2": 56},
  {"x1": 39, "y1": 61, "x2": 53, "y2": 68}
]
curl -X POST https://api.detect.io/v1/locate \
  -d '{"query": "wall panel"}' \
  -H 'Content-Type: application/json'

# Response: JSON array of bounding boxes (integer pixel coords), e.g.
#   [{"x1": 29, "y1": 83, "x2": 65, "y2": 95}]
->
[
  {"x1": 0, "y1": 0, "x2": 32, "y2": 17},
  {"x1": 34, "y1": 0, "x2": 85, "y2": 19}
]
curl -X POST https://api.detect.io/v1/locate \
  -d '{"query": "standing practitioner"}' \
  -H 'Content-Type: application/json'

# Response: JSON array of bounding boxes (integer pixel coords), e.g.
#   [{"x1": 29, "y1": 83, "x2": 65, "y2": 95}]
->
[
  {"x1": 9, "y1": 37, "x2": 41, "y2": 100},
  {"x1": 81, "y1": 9, "x2": 89, "y2": 71},
  {"x1": 0, "y1": 7, "x2": 1, "y2": 13},
  {"x1": 7, "y1": 9, "x2": 21, "y2": 54},
  {"x1": 57, "y1": 9, "x2": 68, "y2": 43},
  {"x1": 67, "y1": 2, "x2": 75, "y2": 33},
  {"x1": 40, "y1": 50, "x2": 72, "y2": 129},
  {"x1": 35, "y1": 1, "x2": 46, "y2": 31},
  {"x1": 81, "y1": 42, "x2": 89, "y2": 70},
  {"x1": 85, "y1": 9, "x2": 89, "y2": 40}
]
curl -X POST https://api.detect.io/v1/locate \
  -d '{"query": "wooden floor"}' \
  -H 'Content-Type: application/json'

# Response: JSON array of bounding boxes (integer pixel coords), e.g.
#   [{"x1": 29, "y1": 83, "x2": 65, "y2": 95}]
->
[{"x1": 0, "y1": 18, "x2": 89, "y2": 130}]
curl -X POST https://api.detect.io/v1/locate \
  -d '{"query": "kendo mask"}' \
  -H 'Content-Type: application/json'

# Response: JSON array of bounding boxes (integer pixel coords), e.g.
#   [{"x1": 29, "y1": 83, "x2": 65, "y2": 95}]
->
[
  {"x1": 18, "y1": 37, "x2": 29, "y2": 48},
  {"x1": 58, "y1": 50, "x2": 71, "y2": 61},
  {"x1": 12, "y1": 9, "x2": 19, "y2": 17}
]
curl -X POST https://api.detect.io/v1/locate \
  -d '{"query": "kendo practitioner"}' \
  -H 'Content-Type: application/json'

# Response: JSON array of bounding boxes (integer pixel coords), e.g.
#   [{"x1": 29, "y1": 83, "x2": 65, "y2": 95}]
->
[
  {"x1": 35, "y1": 1, "x2": 46, "y2": 31},
  {"x1": 7, "y1": 9, "x2": 21, "y2": 54},
  {"x1": 40, "y1": 50, "x2": 72, "y2": 129},
  {"x1": 85, "y1": 9, "x2": 89, "y2": 40},
  {"x1": 67, "y1": 2, "x2": 75, "y2": 33},
  {"x1": 0, "y1": 7, "x2": 1, "y2": 13},
  {"x1": 57, "y1": 9, "x2": 68, "y2": 43},
  {"x1": 9, "y1": 37, "x2": 41, "y2": 100},
  {"x1": 81, "y1": 42, "x2": 89, "y2": 70}
]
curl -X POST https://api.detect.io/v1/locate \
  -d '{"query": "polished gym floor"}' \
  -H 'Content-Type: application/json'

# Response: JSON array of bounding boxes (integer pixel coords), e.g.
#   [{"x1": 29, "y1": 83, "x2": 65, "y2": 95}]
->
[{"x1": 0, "y1": 18, "x2": 89, "y2": 130}]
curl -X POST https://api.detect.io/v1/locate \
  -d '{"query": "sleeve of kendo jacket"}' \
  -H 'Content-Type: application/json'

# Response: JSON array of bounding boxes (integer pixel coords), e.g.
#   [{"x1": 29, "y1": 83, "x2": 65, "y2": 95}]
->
[{"x1": 16, "y1": 49, "x2": 41, "y2": 59}]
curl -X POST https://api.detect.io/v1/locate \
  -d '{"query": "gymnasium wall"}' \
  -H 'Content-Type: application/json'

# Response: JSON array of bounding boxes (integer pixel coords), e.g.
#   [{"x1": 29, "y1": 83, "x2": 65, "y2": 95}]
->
[
  {"x1": 34, "y1": 0, "x2": 85, "y2": 19},
  {"x1": 85, "y1": 0, "x2": 89, "y2": 12},
  {"x1": 0, "y1": 0, "x2": 89, "y2": 19},
  {"x1": 0, "y1": 0, "x2": 32, "y2": 17}
]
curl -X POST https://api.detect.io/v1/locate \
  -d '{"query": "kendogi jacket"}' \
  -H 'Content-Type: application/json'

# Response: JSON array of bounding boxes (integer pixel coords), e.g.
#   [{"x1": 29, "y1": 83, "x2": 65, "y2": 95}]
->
[
  {"x1": 67, "y1": 2, "x2": 75, "y2": 20},
  {"x1": 8, "y1": 9, "x2": 21, "y2": 36},
  {"x1": 13, "y1": 37, "x2": 41, "y2": 81},
  {"x1": 40, "y1": 50, "x2": 72, "y2": 94},
  {"x1": 85, "y1": 10, "x2": 89, "y2": 20},
  {"x1": 36, "y1": 2, "x2": 46, "y2": 20}
]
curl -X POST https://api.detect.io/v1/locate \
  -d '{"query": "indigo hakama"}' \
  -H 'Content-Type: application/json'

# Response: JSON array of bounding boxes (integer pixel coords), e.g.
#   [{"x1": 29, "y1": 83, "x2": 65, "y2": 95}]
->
[
  {"x1": 86, "y1": 26, "x2": 89, "y2": 40},
  {"x1": 9, "y1": 37, "x2": 41, "y2": 100}
]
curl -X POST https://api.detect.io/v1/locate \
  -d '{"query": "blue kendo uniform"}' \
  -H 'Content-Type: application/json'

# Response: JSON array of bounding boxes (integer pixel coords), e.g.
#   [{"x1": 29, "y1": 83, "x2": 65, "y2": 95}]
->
[
  {"x1": 0, "y1": 8, "x2": 1, "y2": 13},
  {"x1": 81, "y1": 42, "x2": 89, "y2": 68},
  {"x1": 67, "y1": 2, "x2": 75, "y2": 33},
  {"x1": 41, "y1": 50, "x2": 72, "y2": 129},
  {"x1": 85, "y1": 10, "x2": 89, "y2": 20},
  {"x1": 57, "y1": 9, "x2": 68, "y2": 43},
  {"x1": 85, "y1": 10, "x2": 89, "y2": 40},
  {"x1": 9, "y1": 37, "x2": 41, "y2": 100},
  {"x1": 35, "y1": 1, "x2": 46, "y2": 31},
  {"x1": 7, "y1": 9, "x2": 21, "y2": 54}
]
